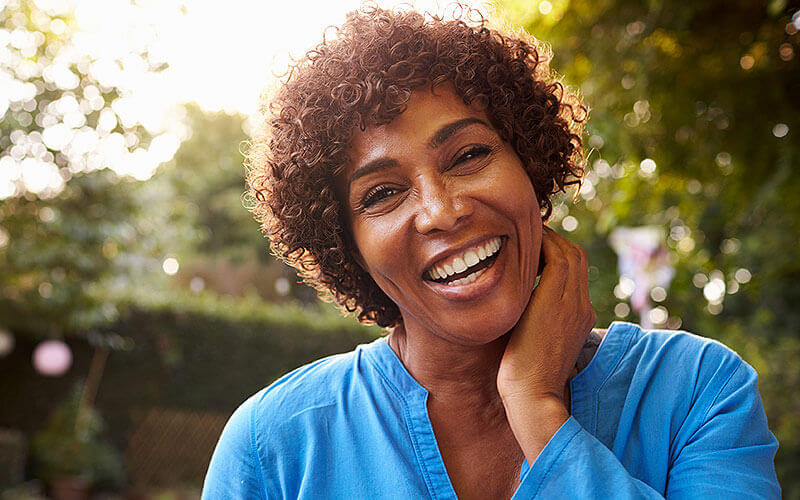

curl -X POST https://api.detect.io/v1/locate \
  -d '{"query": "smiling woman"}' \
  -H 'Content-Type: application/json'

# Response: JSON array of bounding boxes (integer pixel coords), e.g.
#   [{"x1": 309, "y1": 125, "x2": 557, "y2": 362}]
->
[
  {"x1": 203, "y1": 4, "x2": 781, "y2": 499},
  {"x1": 342, "y1": 89, "x2": 544, "y2": 347}
]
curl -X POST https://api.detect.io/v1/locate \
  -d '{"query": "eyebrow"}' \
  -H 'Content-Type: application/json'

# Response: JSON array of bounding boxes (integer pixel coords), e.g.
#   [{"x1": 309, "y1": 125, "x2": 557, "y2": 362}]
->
[
  {"x1": 347, "y1": 117, "x2": 490, "y2": 189},
  {"x1": 347, "y1": 158, "x2": 398, "y2": 189},
  {"x1": 428, "y1": 117, "x2": 489, "y2": 149}
]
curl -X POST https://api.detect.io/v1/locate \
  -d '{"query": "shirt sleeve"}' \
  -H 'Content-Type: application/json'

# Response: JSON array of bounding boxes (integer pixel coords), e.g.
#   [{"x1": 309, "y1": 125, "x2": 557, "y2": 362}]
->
[
  {"x1": 202, "y1": 395, "x2": 268, "y2": 500},
  {"x1": 512, "y1": 358, "x2": 780, "y2": 499}
]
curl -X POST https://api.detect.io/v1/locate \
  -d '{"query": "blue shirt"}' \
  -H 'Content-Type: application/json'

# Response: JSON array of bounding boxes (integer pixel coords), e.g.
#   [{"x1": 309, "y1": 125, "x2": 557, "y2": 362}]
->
[{"x1": 202, "y1": 322, "x2": 780, "y2": 499}]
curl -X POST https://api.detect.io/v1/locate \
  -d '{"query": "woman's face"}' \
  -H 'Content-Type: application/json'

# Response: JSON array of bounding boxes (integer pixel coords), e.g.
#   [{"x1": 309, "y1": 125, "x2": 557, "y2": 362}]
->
[{"x1": 340, "y1": 87, "x2": 543, "y2": 345}]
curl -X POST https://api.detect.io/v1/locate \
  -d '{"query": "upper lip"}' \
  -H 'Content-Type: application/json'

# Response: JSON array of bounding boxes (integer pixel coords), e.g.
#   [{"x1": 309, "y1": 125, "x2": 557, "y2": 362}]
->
[{"x1": 420, "y1": 234, "x2": 503, "y2": 278}]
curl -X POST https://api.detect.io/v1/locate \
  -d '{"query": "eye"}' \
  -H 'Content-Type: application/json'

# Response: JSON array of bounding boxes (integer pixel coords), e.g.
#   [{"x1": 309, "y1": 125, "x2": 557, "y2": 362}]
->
[
  {"x1": 452, "y1": 145, "x2": 493, "y2": 169},
  {"x1": 361, "y1": 185, "x2": 400, "y2": 208}
]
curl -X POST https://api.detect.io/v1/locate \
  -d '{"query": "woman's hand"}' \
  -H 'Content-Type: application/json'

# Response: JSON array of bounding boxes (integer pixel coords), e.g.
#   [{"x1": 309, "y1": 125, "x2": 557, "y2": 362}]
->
[{"x1": 497, "y1": 226, "x2": 596, "y2": 463}]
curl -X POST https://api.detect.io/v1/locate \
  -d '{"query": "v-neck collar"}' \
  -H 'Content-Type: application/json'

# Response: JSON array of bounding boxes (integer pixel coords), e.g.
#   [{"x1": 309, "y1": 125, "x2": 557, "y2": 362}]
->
[{"x1": 362, "y1": 322, "x2": 637, "y2": 499}]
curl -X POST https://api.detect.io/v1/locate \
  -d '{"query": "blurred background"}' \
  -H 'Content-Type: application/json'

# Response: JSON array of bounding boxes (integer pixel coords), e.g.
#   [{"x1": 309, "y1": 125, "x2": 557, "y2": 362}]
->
[{"x1": 0, "y1": 0, "x2": 798, "y2": 498}]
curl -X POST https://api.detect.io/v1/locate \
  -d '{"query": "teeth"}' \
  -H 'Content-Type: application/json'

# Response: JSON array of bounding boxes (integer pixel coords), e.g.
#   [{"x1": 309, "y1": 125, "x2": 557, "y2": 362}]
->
[
  {"x1": 426, "y1": 237, "x2": 502, "y2": 282},
  {"x1": 447, "y1": 268, "x2": 486, "y2": 286},
  {"x1": 464, "y1": 250, "x2": 479, "y2": 267}
]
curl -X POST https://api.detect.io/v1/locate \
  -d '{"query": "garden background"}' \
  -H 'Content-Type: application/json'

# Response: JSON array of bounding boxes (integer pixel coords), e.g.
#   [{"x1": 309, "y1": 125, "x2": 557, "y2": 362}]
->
[{"x1": 1, "y1": 0, "x2": 798, "y2": 497}]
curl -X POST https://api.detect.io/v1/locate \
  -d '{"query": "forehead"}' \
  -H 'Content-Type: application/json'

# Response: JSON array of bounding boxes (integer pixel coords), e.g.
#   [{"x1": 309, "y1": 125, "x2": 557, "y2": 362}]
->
[{"x1": 345, "y1": 87, "x2": 489, "y2": 172}]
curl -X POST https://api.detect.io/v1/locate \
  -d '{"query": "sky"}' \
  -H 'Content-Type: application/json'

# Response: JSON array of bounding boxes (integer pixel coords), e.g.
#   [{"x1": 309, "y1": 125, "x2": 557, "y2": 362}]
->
[{"x1": 72, "y1": 0, "x2": 493, "y2": 116}]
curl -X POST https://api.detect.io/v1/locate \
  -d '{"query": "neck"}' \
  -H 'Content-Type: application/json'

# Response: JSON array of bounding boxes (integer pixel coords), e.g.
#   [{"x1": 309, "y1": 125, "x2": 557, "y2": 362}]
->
[{"x1": 387, "y1": 322, "x2": 508, "y2": 413}]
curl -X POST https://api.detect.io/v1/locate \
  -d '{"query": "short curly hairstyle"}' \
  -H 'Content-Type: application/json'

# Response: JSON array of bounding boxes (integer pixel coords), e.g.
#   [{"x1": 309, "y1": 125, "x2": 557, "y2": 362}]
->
[{"x1": 246, "y1": 3, "x2": 587, "y2": 328}]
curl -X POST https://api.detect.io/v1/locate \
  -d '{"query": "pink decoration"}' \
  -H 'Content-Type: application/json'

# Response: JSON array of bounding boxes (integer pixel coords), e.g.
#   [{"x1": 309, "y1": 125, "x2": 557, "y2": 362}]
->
[
  {"x1": 32, "y1": 340, "x2": 72, "y2": 376},
  {"x1": 610, "y1": 226, "x2": 675, "y2": 328}
]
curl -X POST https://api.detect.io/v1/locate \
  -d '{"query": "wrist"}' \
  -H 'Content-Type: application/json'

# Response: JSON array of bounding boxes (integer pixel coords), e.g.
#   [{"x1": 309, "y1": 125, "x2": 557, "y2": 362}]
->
[
  {"x1": 501, "y1": 392, "x2": 569, "y2": 420},
  {"x1": 501, "y1": 394, "x2": 570, "y2": 465},
  {"x1": 497, "y1": 379, "x2": 565, "y2": 407}
]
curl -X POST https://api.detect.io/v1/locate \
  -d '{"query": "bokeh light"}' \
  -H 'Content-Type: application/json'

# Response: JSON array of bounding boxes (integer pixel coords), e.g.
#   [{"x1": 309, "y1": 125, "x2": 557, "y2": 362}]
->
[
  {"x1": 274, "y1": 277, "x2": 291, "y2": 296},
  {"x1": 189, "y1": 276, "x2": 205, "y2": 293},
  {"x1": 648, "y1": 306, "x2": 668, "y2": 325},
  {"x1": 779, "y1": 43, "x2": 794, "y2": 61},
  {"x1": 650, "y1": 286, "x2": 667, "y2": 302},
  {"x1": 772, "y1": 123, "x2": 789, "y2": 138},
  {"x1": 735, "y1": 268, "x2": 752, "y2": 283},
  {"x1": 538, "y1": 1, "x2": 552, "y2": 15},
  {"x1": 614, "y1": 276, "x2": 635, "y2": 299},
  {"x1": 703, "y1": 275, "x2": 726, "y2": 304},
  {"x1": 0, "y1": 328, "x2": 14, "y2": 358},
  {"x1": 561, "y1": 215, "x2": 578, "y2": 232},
  {"x1": 162, "y1": 257, "x2": 179, "y2": 276},
  {"x1": 32, "y1": 340, "x2": 72, "y2": 376},
  {"x1": 639, "y1": 158, "x2": 656, "y2": 177}
]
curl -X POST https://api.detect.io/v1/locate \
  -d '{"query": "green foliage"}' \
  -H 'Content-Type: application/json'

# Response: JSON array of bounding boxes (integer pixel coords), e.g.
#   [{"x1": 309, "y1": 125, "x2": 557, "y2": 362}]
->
[
  {"x1": 0, "y1": 0, "x2": 197, "y2": 337},
  {"x1": 101, "y1": 289, "x2": 381, "y2": 412},
  {"x1": 0, "y1": 0, "x2": 158, "y2": 183},
  {"x1": 151, "y1": 104, "x2": 315, "y2": 303},
  {"x1": 0, "y1": 289, "x2": 380, "y2": 488},
  {"x1": 31, "y1": 386, "x2": 124, "y2": 489},
  {"x1": 0, "y1": 170, "x2": 160, "y2": 335},
  {"x1": 501, "y1": 0, "x2": 800, "y2": 492},
  {"x1": 159, "y1": 104, "x2": 262, "y2": 262}
]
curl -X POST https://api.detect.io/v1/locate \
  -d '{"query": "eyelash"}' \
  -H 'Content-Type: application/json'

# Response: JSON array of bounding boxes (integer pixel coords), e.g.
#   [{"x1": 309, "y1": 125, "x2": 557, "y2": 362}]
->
[
  {"x1": 361, "y1": 185, "x2": 399, "y2": 208},
  {"x1": 453, "y1": 145, "x2": 493, "y2": 166},
  {"x1": 358, "y1": 145, "x2": 494, "y2": 209}
]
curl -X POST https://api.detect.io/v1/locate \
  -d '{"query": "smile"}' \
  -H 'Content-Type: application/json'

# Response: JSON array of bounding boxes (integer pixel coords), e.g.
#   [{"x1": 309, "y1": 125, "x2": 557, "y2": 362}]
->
[{"x1": 424, "y1": 237, "x2": 503, "y2": 286}]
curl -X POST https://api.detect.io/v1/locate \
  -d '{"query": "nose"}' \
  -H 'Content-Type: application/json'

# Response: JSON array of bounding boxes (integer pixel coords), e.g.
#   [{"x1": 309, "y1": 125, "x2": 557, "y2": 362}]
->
[{"x1": 413, "y1": 178, "x2": 473, "y2": 234}]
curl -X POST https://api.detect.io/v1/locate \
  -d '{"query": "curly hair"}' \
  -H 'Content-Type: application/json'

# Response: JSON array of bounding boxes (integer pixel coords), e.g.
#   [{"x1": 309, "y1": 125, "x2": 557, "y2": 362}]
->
[{"x1": 246, "y1": 3, "x2": 587, "y2": 328}]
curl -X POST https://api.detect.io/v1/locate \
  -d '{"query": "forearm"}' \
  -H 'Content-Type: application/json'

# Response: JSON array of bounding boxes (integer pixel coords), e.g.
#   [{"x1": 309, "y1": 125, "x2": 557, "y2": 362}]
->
[{"x1": 502, "y1": 394, "x2": 570, "y2": 465}]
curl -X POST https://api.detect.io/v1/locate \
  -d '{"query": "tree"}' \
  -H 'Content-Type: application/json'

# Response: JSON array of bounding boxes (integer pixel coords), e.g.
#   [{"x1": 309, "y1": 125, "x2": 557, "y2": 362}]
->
[
  {"x1": 153, "y1": 104, "x2": 315, "y2": 303},
  {"x1": 499, "y1": 0, "x2": 799, "y2": 489},
  {"x1": 159, "y1": 104, "x2": 261, "y2": 261},
  {"x1": 0, "y1": 0, "x2": 190, "y2": 336}
]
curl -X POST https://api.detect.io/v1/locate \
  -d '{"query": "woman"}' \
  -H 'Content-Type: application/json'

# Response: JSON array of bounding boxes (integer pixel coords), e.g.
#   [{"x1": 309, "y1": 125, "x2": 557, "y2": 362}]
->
[{"x1": 203, "y1": 5, "x2": 780, "y2": 499}]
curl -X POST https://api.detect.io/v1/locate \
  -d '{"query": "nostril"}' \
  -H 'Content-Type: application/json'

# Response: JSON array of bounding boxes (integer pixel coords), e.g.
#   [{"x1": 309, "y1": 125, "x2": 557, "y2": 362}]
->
[{"x1": 414, "y1": 186, "x2": 473, "y2": 234}]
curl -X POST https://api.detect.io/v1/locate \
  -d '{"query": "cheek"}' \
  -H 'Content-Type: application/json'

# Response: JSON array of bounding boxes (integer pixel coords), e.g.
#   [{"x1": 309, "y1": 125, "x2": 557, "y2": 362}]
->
[
  {"x1": 503, "y1": 170, "x2": 542, "y2": 286},
  {"x1": 352, "y1": 220, "x2": 411, "y2": 291}
]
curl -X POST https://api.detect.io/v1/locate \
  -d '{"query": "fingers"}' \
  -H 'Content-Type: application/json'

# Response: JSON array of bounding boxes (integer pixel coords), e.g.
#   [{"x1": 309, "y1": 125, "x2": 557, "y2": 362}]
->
[
  {"x1": 540, "y1": 228, "x2": 583, "y2": 299},
  {"x1": 540, "y1": 227, "x2": 595, "y2": 329},
  {"x1": 538, "y1": 227, "x2": 568, "y2": 298}
]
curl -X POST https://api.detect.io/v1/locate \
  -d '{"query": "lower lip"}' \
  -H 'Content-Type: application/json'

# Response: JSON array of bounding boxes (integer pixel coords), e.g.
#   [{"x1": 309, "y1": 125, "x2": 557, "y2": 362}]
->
[{"x1": 424, "y1": 240, "x2": 506, "y2": 301}]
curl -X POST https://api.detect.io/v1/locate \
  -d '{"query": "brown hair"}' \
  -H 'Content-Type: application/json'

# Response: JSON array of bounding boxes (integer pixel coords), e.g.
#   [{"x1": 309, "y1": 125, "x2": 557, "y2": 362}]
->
[{"x1": 246, "y1": 4, "x2": 586, "y2": 328}]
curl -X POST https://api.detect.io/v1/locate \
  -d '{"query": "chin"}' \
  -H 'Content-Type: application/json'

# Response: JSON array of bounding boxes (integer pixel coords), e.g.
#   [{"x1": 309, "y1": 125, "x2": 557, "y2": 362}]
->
[{"x1": 433, "y1": 305, "x2": 525, "y2": 347}]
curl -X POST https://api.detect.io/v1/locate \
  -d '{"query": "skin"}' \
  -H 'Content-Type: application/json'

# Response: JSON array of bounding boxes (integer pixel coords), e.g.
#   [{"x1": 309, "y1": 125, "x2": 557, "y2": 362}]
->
[{"x1": 339, "y1": 87, "x2": 595, "y2": 499}]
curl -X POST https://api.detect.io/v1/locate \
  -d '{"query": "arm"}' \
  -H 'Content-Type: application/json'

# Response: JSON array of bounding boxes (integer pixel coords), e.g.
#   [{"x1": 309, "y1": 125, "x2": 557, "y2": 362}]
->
[
  {"x1": 510, "y1": 356, "x2": 779, "y2": 499},
  {"x1": 664, "y1": 358, "x2": 780, "y2": 498},
  {"x1": 498, "y1": 229, "x2": 780, "y2": 498},
  {"x1": 497, "y1": 227, "x2": 595, "y2": 463}
]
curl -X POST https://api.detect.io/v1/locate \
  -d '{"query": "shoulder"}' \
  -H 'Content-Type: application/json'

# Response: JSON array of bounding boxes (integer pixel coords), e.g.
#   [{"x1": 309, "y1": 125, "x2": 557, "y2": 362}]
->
[
  {"x1": 204, "y1": 343, "x2": 377, "y2": 497},
  {"x1": 614, "y1": 321, "x2": 744, "y2": 373},
  {"x1": 603, "y1": 322, "x2": 753, "y2": 410},
  {"x1": 213, "y1": 343, "x2": 370, "y2": 441},
  {"x1": 247, "y1": 344, "x2": 372, "y2": 424},
  {"x1": 591, "y1": 323, "x2": 770, "y2": 447},
  {"x1": 216, "y1": 343, "x2": 365, "y2": 417}
]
